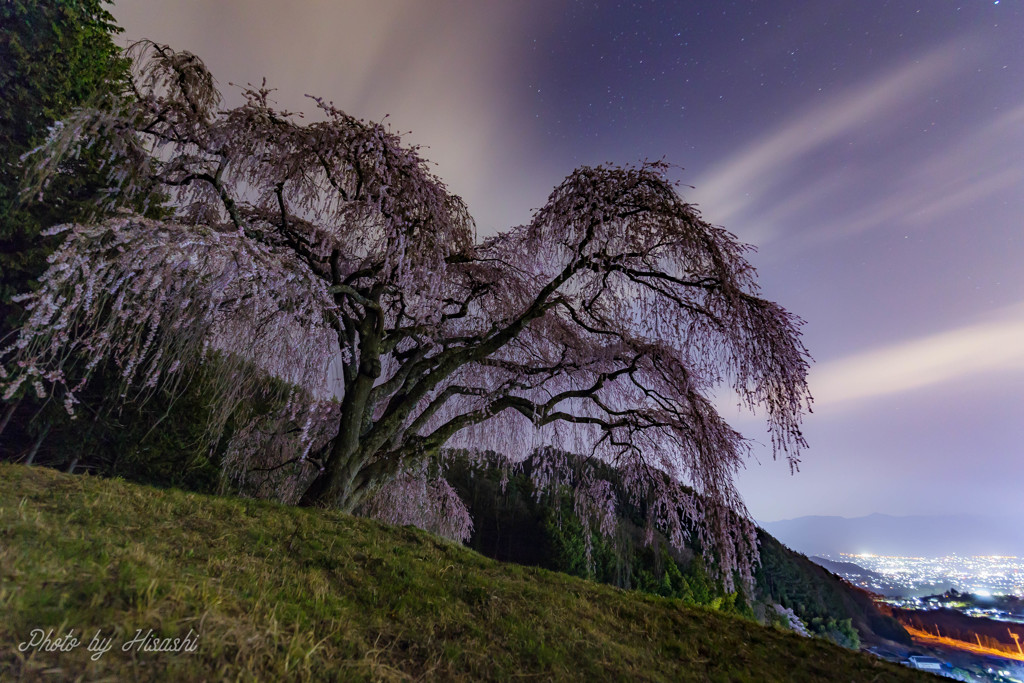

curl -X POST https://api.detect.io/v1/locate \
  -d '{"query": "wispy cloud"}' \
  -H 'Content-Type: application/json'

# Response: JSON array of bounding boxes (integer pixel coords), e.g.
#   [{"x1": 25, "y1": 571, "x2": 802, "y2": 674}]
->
[
  {"x1": 811, "y1": 305, "x2": 1024, "y2": 408},
  {"x1": 690, "y1": 40, "x2": 966, "y2": 233},
  {"x1": 114, "y1": 0, "x2": 542, "y2": 234},
  {"x1": 789, "y1": 99, "x2": 1024, "y2": 250}
]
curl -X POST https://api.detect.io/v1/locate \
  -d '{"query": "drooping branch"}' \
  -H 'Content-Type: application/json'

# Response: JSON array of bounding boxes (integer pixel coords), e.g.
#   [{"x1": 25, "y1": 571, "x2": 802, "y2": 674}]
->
[{"x1": 3, "y1": 43, "x2": 812, "y2": 584}]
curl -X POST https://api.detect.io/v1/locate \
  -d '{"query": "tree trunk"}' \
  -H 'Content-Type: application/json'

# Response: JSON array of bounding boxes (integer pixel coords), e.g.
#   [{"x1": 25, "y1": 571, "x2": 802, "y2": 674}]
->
[
  {"x1": 298, "y1": 472, "x2": 364, "y2": 513},
  {"x1": 0, "y1": 398, "x2": 20, "y2": 437},
  {"x1": 24, "y1": 422, "x2": 50, "y2": 466},
  {"x1": 298, "y1": 438, "x2": 367, "y2": 512},
  {"x1": 300, "y1": 313, "x2": 385, "y2": 510},
  {"x1": 299, "y1": 310, "x2": 389, "y2": 512}
]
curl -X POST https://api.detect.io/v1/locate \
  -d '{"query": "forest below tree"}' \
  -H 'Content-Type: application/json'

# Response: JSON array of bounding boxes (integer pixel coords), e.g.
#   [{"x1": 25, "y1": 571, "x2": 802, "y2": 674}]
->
[{"x1": 444, "y1": 451, "x2": 910, "y2": 650}]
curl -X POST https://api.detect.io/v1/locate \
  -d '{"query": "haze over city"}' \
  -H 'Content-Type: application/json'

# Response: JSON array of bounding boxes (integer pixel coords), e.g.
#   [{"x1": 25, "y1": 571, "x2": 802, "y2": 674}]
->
[{"x1": 110, "y1": 0, "x2": 1024, "y2": 537}]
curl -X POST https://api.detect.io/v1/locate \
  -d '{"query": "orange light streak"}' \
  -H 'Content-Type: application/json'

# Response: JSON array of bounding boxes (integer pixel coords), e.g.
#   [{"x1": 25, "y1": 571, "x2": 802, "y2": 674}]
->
[{"x1": 903, "y1": 625, "x2": 1024, "y2": 662}]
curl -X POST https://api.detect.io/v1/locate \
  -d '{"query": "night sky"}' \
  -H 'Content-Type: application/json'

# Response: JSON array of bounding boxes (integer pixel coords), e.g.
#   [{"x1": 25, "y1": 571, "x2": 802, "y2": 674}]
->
[{"x1": 111, "y1": 1, "x2": 1024, "y2": 535}]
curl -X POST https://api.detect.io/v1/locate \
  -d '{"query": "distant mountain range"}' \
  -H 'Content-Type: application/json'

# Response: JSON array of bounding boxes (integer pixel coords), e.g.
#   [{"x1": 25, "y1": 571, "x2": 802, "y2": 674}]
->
[
  {"x1": 760, "y1": 513, "x2": 1024, "y2": 558},
  {"x1": 809, "y1": 556, "x2": 885, "y2": 581}
]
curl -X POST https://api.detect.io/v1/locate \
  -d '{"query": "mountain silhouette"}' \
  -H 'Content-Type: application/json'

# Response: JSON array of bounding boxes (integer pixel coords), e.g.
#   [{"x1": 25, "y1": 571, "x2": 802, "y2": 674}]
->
[{"x1": 761, "y1": 513, "x2": 1023, "y2": 557}]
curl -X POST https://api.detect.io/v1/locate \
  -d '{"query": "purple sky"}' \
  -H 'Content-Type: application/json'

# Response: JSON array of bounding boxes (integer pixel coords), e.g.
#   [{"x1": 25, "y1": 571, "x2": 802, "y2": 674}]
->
[{"x1": 111, "y1": 1, "x2": 1024, "y2": 528}]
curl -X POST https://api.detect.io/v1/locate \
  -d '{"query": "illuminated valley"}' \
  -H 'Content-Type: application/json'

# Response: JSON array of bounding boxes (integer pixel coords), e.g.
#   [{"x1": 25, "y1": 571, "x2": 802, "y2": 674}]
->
[{"x1": 824, "y1": 554, "x2": 1024, "y2": 599}]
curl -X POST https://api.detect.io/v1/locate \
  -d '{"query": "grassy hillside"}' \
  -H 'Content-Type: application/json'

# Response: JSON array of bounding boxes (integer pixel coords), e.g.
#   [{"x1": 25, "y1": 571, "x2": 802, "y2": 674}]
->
[{"x1": 0, "y1": 465, "x2": 928, "y2": 681}]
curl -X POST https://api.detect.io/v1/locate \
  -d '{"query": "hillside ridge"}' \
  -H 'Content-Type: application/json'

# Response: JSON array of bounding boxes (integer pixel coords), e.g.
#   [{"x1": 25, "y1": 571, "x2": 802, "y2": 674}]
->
[{"x1": 0, "y1": 465, "x2": 927, "y2": 681}]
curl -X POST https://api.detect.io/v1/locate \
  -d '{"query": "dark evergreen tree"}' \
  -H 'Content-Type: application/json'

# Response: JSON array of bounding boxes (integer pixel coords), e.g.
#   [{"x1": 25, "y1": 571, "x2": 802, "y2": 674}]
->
[{"x1": 1, "y1": 0, "x2": 129, "y2": 328}]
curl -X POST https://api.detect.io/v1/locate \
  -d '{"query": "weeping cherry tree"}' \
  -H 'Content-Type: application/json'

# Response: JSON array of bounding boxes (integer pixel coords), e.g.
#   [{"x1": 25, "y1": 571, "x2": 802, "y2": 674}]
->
[{"x1": 1, "y1": 43, "x2": 812, "y2": 583}]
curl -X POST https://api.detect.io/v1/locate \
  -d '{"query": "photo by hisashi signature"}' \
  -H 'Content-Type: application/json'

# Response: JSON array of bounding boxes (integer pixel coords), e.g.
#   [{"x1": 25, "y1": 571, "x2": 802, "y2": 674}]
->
[{"x1": 17, "y1": 627, "x2": 200, "y2": 661}]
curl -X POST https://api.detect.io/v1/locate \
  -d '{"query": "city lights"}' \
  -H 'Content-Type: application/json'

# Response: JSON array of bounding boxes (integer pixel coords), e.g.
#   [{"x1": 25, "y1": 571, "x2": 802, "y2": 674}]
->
[{"x1": 826, "y1": 554, "x2": 1024, "y2": 598}]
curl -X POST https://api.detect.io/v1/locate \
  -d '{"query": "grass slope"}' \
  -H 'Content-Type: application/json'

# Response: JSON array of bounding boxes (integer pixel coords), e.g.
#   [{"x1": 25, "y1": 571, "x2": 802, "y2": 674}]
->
[{"x1": 0, "y1": 465, "x2": 928, "y2": 681}]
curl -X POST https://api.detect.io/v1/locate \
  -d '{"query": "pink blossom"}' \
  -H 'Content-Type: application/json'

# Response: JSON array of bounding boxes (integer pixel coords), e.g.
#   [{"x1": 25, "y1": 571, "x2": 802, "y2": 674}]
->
[{"x1": 1, "y1": 42, "x2": 812, "y2": 583}]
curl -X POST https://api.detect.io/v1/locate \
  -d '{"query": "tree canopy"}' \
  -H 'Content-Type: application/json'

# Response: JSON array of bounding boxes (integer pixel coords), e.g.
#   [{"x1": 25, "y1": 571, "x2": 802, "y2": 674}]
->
[{"x1": 1, "y1": 43, "x2": 812, "y2": 584}]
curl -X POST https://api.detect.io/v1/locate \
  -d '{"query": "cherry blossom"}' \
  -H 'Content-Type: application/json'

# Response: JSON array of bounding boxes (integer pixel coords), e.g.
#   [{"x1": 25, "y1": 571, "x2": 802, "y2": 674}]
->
[{"x1": 3, "y1": 43, "x2": 812, "y2": 583}]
